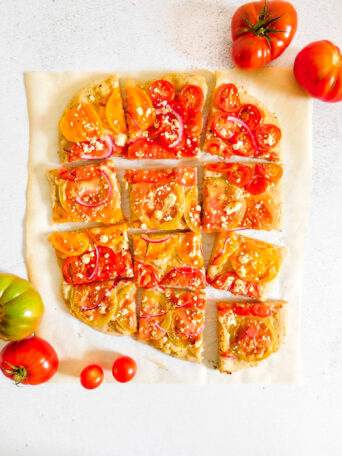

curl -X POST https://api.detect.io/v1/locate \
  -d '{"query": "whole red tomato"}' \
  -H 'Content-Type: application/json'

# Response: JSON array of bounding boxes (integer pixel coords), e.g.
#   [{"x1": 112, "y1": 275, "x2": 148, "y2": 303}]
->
[
  {"x1": 0, "y1": 336, "x2": 59, "y2": 385},
  {"x1": 80, "y1": 364, "x2": 104, "y2": 390},
  {"x1": 294, "y1": 40, "x2": 342, "y2": 103},
  {"x1": 112, "y1": 356, "x2": 137, "y2": 383},
  {"x1": 231, "y1": 0, "x2": 297, "y2": 71}
]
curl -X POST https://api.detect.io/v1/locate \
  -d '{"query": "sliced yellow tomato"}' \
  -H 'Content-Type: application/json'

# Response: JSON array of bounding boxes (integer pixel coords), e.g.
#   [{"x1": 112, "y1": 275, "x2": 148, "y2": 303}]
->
[
  {"x1": 168, "y1": 308, "x2": 204, "y2": 348},
  {"x1": 115, "y1": 281, "x2": 137, "y2": 332},
  {"x1": 212, "y1": 232, "x2": 240, "y2": 266},
  {"x1": 70, "y1": 281, "x2": 117, "y2": 327},
  {"x1": 230, "y1": 238, "x2": 280, "y2": 283},
  {"x1": 176, "y1": 233, "x2": 203, "y2": 267},
  {"x1": 48, "y1": 231, "x2": 90, "y2": 257},
  {"x1": 59, "y1": 103, "x2": 103, "y2": 143},
  {"x1": 105, "y1": 87, "x2": 128, "y2": 135},
  {"x1": 144, "y1": 235, "x2": 176, "y2": 262},
  {"x1": 87, "y1": 224, "x2": 127, "y2": 248},
  {"x1": 125, "y1": 86, "x2": 155, "y2": 132},
  {"x1": 230, "y1": 317, "x2": 277, "y2": 362},
  {"x1": 184, "y1": 186, "x2": 201, "y2": 232},
  {"x1": 139, "y1": 290, "x2": 172, "y2": 341},
  {"x1": 133, "y1": 236, "x2": 148, "y2": 262}
]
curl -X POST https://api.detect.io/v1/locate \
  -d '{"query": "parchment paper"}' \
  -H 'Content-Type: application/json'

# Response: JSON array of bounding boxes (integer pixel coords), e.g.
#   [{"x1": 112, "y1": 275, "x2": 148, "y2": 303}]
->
[{"x1": 25, "y1": 68, "x2": 312, "y2": 383}]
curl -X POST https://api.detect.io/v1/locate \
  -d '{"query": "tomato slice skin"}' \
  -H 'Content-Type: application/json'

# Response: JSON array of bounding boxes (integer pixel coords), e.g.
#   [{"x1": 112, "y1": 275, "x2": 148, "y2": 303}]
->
[
  {"x1": 214, "y1": 84, "x2": 241, "y2": 112},
  {"x1": 179, "y1": 85, "x2": 204, "y2": 114},
  {"x1": 80, "y1": 364, "x2": 104, "y2": 389},
  {"x1": 255, "y1": 163, "x2": 283, "y2": 182},
  {"x1": 227, "y1": 164, "x2": 253, "y2": 187},
  {"x1": 212, "y1": 112, "x2": 241, "y2": 140},
  {"x1": 202, "y1": 138, "x2": 233, "y2": 158},
  {"x1": 149, "y1": 80, "x2": 176, "y2": 104},
  {"x1": 245, "y1": 176, "x2": 268, "y2": 195},
  {"x1": 238, "y1": 104, "x2": 262, "y2": 129},
  {"x1": 255, "y1": 124, "x2": 281, "y2": 150}
]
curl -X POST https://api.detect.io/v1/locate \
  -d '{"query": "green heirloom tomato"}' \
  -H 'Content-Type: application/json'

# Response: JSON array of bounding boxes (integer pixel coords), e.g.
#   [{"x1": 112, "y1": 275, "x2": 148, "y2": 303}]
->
[{"x1": 0, "y1": 274, "x2": 44, "y2": 341}]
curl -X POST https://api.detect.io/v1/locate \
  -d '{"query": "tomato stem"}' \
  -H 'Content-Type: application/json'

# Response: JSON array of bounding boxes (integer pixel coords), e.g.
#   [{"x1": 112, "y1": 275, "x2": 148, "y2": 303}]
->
[{"x1": 3, "y1": 361, "x2": 27, "y2": 384}]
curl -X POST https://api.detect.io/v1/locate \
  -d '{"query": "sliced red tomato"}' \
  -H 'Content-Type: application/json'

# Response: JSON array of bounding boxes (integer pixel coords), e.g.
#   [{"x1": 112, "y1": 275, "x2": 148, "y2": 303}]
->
[
  {"x1": 255, "y1": 124, "x2": 281, "y2": 150},
  {"x1": 238, "y1": 104, "x2": 262, "y2": 129},
  {"x1": 185, "y1": 111, "x2": 203, "y2": 138},
  {"x1": 174, "y1": 168, "x2": 197, "y2": 186},
  {"x1": 169, "y1": 101, "x2": 188, "y2": 121},
  {"x1": 112, "y1": 250, "x2": 133, "y2": 278},
  {"x1": 149, "y1": 80, "x2": 175, "y2": 104},
  {"x1": 125, "y1": 168, "x2": 173, "y2": 184},
  {"x1": 209, "y1": 271, "x2": 261, "y2": 298},
  {"x1": 251, "y1": 302, "x2": 278, "y2": 318},
  {"x1": 150, "y1": 109, "x2": 183, "y2": 148},
  {"x1": 242, "y1": 195, "x2": 280, "y2": 230},
  {"x1": 135, "y1": 262, "x2": 160, "y2": 289},
  {"x1": 231, "y1": 303, "x2": 253, "y2": 316},
  {"x1": 245, "y1": 176, "x2": 268, "y2": 195},
  {"x1": 127, "y1": 138, "x2": 171, "y2": 159},
  {"x1": 202, "y1": 138, "x2": 233, "y2": 158},
  {"x1": 227, "y1": 164, "x2": 253, "y2": 187},
  {"x1": 179, "y1": 85, "x2": 204, "y2": 114},
  {"x1": 212, "y1": 112, "x2": 241, "y2": 140},
  {"x1": 231, "y1": 131, "x2": 255, "y2": 157},
  {"x1": 68, "y1": 137, "x2": 115, "y2": 162},
  {"x1": 214, "y1": 84, "x2": 240, "y2": 112},
  {"x1": 161, "y1": 267, "x2": 206, "y2": 289},
  {"x1": 208, "y1": 271, "x2": 238, "y2": 291},
  {"x1": 203, "y1": 162, "x2": 234, "y2": 173},
  {"x1": 59, "y1": 165, "x2": 99, "y2": 182},
  {"x1": 255, "y1": 163, "x2": 283, "y2": 182}
]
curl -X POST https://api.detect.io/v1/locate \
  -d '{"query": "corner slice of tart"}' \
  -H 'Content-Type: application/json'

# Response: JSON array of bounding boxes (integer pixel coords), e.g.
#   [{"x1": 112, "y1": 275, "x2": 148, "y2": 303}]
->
[
  {"x1": 61, "y1": 278, "x2": 137, "y2": 336},
  {"x1": 47, "y1": 160, "x2": 125, "y2": 224},
  {"x1": 202, "y1": 161, "x2": 283, "y2": 232},
  {"x1": 133, "y1": 232, "x2": 206, "y2": 290},
  {"x1": 59, "y1": 75, "x2": 128, "y2": 162},
  {"x1": 207, "y1": 232, "x2": 287, "y2": 300},
  {"x1": 124, "y1": 73, "x2": 207, "y2": 159},
  {"x1": 217, "y1": 300, "x2": 287, "y2": 373},
  {"x1": 125, "y1": 167, "x2": 201, "y2": 231},
  {"x1": 203, "y1": 70, "x2": 282, "y2": 161},
  {"x1": 138, "y1": 288, "x2": 206, "y2": 362},
  {"x1": 48, "y1": 223, "x2": 133, "y2": 285}
]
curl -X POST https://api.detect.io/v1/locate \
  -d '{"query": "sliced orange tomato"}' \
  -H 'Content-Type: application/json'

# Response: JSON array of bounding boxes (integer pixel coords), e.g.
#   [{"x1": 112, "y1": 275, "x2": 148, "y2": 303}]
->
[
  {"x1": 87, "y1": 224, "x2": 127, "y2": 248},
  {"x1": 60, "y1": 103, "x2": 103, "y2": 143},
  {"x1": 49, "y1": 231, "x2": 90, "y2": 257},
  {"x1": 168, "y1": 307, "x2": 204, "y2": 348},
  {"x1": 105, "y1": 87, "x2": 127, "y2": 135},
  {"x1": 184, "y1": 186, "x2": 201, "y2": 232},
  {"x1": 242, "y1": 195, "x2": 280, "y2": 230},
  {"x1": 176, "y1": 233, "x2": 203, "y2": 267},
  {"x1": 125, "y1": 86, "x2": 155, "y2": 132},
  {"x1": 255, "y1": 163, "x2": 283, "y2": 183},
  {"x1": 226, "y1": 163, "x2": 253, "y2": 187},
  {"x1": 212, "y1": 232, "x2": 240, "y2": 266},
  {"x1": 230, "y1": 238, "x2": 280, "y2": 283},
  {"x1": 144, "y1": 235, "x2": 176, "y2": 262}
]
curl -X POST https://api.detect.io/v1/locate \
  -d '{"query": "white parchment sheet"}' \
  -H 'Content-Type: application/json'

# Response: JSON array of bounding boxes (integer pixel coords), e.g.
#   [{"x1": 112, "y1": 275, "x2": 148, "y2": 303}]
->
[{"x1": 25, "y1": 68, "x2": 312, "y2": 383}]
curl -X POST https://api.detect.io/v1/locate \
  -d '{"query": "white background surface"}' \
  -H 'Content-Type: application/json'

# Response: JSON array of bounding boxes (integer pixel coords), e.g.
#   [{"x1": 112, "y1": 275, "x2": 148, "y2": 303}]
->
[{"x1": 0, "y1": 0, "x2": 341, "y2": 454}]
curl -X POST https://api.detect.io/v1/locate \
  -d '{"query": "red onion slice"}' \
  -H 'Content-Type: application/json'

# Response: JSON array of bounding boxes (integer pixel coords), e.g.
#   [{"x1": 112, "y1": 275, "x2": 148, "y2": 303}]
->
[
  {"x1": 141, "y1": 235, "x2": 171, "y2": 244},
  {"x1": 78, "y1": 135, "x2": 114, "y2": 160},
  {"x1": 226, "y1": 115, "x2": 258, "y2": 153},
  {"x1": 75, "y1": 171, "x2": 112, "y2": 207}
]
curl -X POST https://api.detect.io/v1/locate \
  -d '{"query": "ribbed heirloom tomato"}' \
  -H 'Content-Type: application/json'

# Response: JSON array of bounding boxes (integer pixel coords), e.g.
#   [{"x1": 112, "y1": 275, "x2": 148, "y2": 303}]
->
[{"x1": 231, "y1": 0, "x2": 297, "y2": 71}]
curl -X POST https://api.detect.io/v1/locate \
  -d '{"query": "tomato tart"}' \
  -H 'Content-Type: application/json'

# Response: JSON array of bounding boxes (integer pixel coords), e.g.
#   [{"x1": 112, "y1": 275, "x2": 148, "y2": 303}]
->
[
  {"x1": 59, "y1": 75, "x2": 127, "y2": 162},
  {"x1": 207, "y1": 232, "x2": 287, "y2": 300},
  {"x1": 138, "y1": 288, "x2": 206, "y2": 362},
  {"x1": 125, "y1": 167, "x2": 201, "y2": 231},
  {"x1": 124, "y1": 73, "x2": 207, "y2": 159},
  {"x1": 217, "y1": 300, "x2": 286, "y2": 373},
  {"x1": 202, "y1": 162, "x2": 283, "y2": 231},
  {"x1": 133, "y1": 232, "x2": 206, "y2": 290},
  {"x1": 48, "y1": 224, "x2": 133, "y2": 285},
  {"x1": 47, "y1": 160, "x2": 124, "y2": 224},
  {"x1": 203, "y1": 71, "x2": 282, "y2": 161},
  {"x1": 61, "y1": 278, "x2": 137, "y2": 335}
]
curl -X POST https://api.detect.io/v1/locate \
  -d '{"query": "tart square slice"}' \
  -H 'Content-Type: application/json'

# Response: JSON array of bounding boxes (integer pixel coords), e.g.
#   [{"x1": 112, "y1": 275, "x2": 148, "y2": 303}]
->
[
  {"x1": 202, "y1": 162, "x2": 283, "y2": 232},
  {"x1": 59, "y1": 75, "x2": 128, "y2": 162},
  {"x1": 125, "y1": 167, "x2": 200, "y2": 231},
  {"x1": 133, "y1": 232, "x2": 206, "y2": 290},
  {"x1": 48, "y1": 224, "x2": 133, "y2": 285},
  {"x1": 217, "y1": 300, "x2": 287, "y2": 373},
  {"x1": 207, "y1": 232, "x2": 287, "y2": 300},
  {"x1": 47, "y1": 160, "x2": 125, "y2": 224},
  {"x1": 203, "y1": 71, "x2": 282, "y2": 161},
  {"x1": 62, "y1": 278, "x2": 137, "y2": 336},
  {"x1": 124, "y1": 73, "x2": 207, "y2": 159},
  {"x1": 138, "y1": 288, "x2": 206, "y2": 362}
]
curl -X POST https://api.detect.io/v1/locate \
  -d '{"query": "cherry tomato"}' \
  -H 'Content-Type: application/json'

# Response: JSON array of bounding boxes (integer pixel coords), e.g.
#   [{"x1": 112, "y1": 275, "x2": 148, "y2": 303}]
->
[
  {"x1": 255, "y1": 163, "x2": 283, "y2": 182},
  {"x1": 149, "y1": 80, "x2": 175, "y2": 104},
  {"x1": 112, "y1": 356, "x2": 137, "y2": 383},
  {"x1": 178, "y1": 85, "x2": 204, "y2": 114},
  {"x1": 245, "y1": 176, "x2": 268, "y2": 195},
  {"x1": 238, "y1": 104, "x2": 262, "y2": 129},
  {"x1": 0, "y1": 336, "x2": 58, "y2": 385},
  {"x1": 227, "y1": 164, "x2": 253, "y2": 187},
  {"x1": 202, "y1": 138, "x2": 233, "y2": 158},
  {"x1": 294, "y1": 40, "x2": 342, "y2": 103},
  {"x1": 80, "y1": 364, "x2": 104, "y2": 389},
  {"x1": 255, "y1": 124, "x2": 281, "y2": 150},
  {"x1": 231, "y1": 131, "x2": 255, "y2": 157},
  {"x1": 212, "y1": 112, "x2": 241, "y2": 140},
  {"x1": 231, "y1": 1, "x2": 297, "y2": 71},
  {"x1": 214, "y1": 84, "x2": 241, "y2": 112}
]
